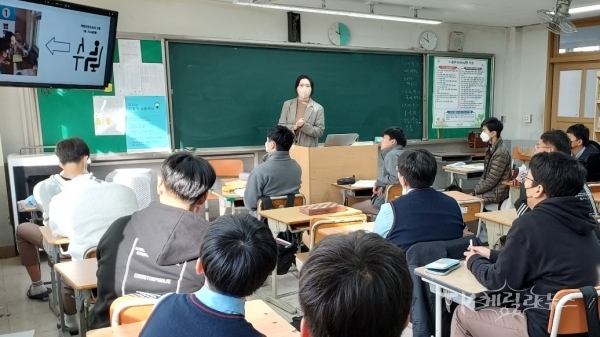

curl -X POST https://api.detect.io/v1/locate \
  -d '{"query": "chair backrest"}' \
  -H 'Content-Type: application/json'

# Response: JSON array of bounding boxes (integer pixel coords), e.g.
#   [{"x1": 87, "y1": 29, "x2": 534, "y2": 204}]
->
[
  {"x1": 256, "y1": 194, "x2": 306, "y2": 220},
  {"x1": 548, "y1": 286, "x2": 600, "y2": 336},
  {"x1": 208, "y1": 159, "x2": 244, "y2": 177},
  {"x1": 588, "y1": 183, "x2": 600, "y2": 193},
  {"x1": 385, "y1": 185, "x2": 403, "y2": 203},
  {"x1": 110, "y1": 297, "x2": 157, "y2": 326},
  {"x1": 512, "y1": 147, "x2": 533, "y2": 163},
  {"x1": 105, "y1": 169, "x2": 158, "y2": 210},
  {"x1": 308, "y1": 215, "x2": 367, "y2": 249},
  {"x1": 83, "y1": 246, "x2": 97, "y2": 259}
]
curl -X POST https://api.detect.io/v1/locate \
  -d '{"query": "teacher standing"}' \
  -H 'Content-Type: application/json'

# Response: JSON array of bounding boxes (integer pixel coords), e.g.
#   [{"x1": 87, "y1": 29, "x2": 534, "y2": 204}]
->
[{"x1": 278, "y1": 75, "x2": 325, "y2": 147}]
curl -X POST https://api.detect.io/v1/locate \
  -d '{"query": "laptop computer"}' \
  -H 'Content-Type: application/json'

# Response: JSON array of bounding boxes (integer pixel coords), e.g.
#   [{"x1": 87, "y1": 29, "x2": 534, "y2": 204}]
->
[{"x1": 323, "y1": 133, "x2": 359, "y2": 147}]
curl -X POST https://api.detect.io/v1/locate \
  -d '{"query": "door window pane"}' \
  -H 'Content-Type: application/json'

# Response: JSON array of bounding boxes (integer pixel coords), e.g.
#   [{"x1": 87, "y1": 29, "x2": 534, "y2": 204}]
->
[
  {"x1": 559, "y1": 26, "x2": 600, "y2": 53},
  {"x1": 584, "y1": 69, "x2": 600, "y2": 118},
  {"x1": 558, "y1": 70, "x2": 582, "y2": 117}
]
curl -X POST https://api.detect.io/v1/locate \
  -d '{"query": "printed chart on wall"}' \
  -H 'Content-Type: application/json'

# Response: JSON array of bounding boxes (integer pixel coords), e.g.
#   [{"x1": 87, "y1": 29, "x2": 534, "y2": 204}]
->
[
  {"x1": 92, "y1": 39, "x2": 169, "y2": 153},
  {"x1": 432, "y1": 57, "x2": 490, "y2": 129}
]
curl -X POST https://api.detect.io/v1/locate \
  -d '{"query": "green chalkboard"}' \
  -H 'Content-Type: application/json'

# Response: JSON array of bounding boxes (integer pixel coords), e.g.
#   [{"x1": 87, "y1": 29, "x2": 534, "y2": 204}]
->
[
  {"x1": 37, "y1": 39, "x2": 163, "y2": 154},
  {"x1": 168, "y1": 42, "x2": 424, "y2": 148},
  {"x1": 427, "y1": 55, "x2": 493, "y2": 139}
]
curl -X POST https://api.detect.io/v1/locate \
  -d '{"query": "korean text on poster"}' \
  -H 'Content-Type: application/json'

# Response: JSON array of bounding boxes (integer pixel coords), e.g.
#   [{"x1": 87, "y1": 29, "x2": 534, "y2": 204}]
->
[{"x1": 125, "y1": 96, "x2": 170, "y2": 152}]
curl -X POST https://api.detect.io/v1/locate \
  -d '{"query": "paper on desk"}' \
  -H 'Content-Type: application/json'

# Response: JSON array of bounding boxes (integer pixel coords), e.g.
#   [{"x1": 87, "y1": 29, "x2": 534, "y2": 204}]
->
[
  {"x1": 114, "y1": 64, "x2": 142, "y2": 96},
  {"x1": 0, "y1": 330, "x2": 35, "y2": 337},
  {"x1": 141, "y1": 64, "x2": 167, "y2": 96},
  {"x1": 234, "y1": 188, "x2": 245, "y2": 197},
  {"x1": 118, "y1": 39, "x2": 142, "y2": 64},
  {"x1": 93, "y1": 96, "x2": 126, "y2": 135},
  {"x1": 351, "y1": 180, "x2": 376, "y2": 188}
]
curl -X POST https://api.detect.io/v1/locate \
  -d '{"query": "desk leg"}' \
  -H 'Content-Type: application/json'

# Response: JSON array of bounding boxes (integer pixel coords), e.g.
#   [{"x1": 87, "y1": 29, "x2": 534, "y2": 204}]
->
[
  {"x1": 48, "y1": 245, "x2": 60, "y2": 316},
  {"x1": 75, "y1": 289, "x2": 89, "y2": 337},
  {"x1": 265, "y1": 219, "x2": 297, "y2": 314},
  {"x1": 230, "y1": 200, "x2": 236, "y2": 215},
  {"x1": 57, "y1": 275, "x2": 69, "y2": 337},
  {"x1": 340, "y1": 190, "x2": 348, "y2": 206},
  {"x1": 435, "y1": 284, "x2": 442, "y2": 337}
]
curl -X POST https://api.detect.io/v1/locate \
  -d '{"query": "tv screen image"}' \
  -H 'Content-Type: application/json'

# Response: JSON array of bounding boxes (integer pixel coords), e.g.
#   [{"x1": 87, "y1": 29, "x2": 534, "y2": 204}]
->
[{"x1": 0, "y1": 0, "x2": 117, "y2": 89}]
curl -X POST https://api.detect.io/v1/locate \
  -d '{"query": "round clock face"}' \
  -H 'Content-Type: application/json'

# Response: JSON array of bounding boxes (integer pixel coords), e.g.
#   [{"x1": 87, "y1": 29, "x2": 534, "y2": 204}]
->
[
  {"x1": 329, "y1": 22, "x2": 350, "y2": 46},
  {"x1": 419, "y1": 31, "x2": 437, "y2": 51}
]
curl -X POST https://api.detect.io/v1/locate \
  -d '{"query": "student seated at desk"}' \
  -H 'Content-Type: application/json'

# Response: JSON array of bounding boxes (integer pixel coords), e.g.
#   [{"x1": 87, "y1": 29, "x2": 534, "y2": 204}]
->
[
  {"x1": 352, "y1": 127, "x2": 406, "y2": 216},
  {"x1": 15, "y1": 137, "x2": 96, "y2": 301},
  {"x1": 373, "y1": 149, "x2": 464, "y2": 252},
  {"x1": 514, "y1": 130, "x2": 598, "y2": 225},
  {"x1": 140, "y1": 214, "x2": 277, "y2": 337},
  {"x1": 51, "y1": 176, "x2": 138, "y2": 332},
  {"x1": 244, "y1": 125, "x2": 301, "y2": 216},
  {"x1": 299, "y1": 231, "x2": 412, "y2": 337},
  {"x1": 567, "y1": 123, "x2": 600, "y2": 164},
  {"x1": 472, "y1": 117, "x2": 511, "y2": 208},
  {"x1": 454, "y1": 152, "x2": 600, "y2": 337},
  {"x1": 88, "y1": 153, "x2": 217, "y2": 329}
]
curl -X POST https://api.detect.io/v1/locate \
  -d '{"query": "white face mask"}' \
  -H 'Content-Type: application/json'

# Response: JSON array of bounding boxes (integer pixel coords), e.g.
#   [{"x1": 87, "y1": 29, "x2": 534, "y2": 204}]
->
[
  {"x1": 265, "y1": 141, "x2": 270, "y2": 153},
  {"x1": 480, "y1": 132, "x2": 490, "y2": 142},
  {"x1": 297, "y1": 87, "x2": 311, "y2": 99}
]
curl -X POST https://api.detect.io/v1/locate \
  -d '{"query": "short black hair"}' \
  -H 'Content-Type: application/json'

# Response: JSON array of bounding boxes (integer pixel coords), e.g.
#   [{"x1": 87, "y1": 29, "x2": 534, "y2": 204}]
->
[
  {"x1": 299, "y1": 231, "x2": 412, "y2": 337},
  {"x1": 529, "y1": 152, "x2": 586, "y2": 198},
  {"x1": 383, "y1": 127, "x2": 407, "y2": 147},
  {"x1": 540, "y1": 130, "x2": 571, "y2": 154},
  {"x1": 481, "y1": 117, "x2": 503, "y2": 137},
  {"x1": 55, "y1": 137, "x2": 90, "y2": 165},
  {"x1": 295, "y1": 74, "x2": 313, "y2": 97},
  {"x1": 567, "y1": 124, "x2": 590, "y2": 147},
  {"x1": 160, "y1": 153, "x2": 216, "y2": 205},
  {"x1": 267, "y1": 125, "x2": 295, "y2": 151},
  {"x1": 200, "y1": 214, "x2": 277, "y2": 298},
  {"x1": 397, "y1": 149, "x2": 437, "y2": 189}
]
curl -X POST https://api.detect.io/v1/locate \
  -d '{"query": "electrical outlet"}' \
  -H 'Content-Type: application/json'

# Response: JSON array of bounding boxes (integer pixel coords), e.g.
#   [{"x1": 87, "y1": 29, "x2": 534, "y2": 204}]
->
[{"x1": 523, "y1": 114, "x2": 532, "y2": 123}]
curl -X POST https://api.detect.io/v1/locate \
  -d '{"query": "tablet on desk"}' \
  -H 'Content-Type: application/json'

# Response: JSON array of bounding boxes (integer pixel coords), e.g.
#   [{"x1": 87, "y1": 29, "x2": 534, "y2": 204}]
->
[{"x1": 424, "y1": 258, "x2": 460, "y2": 276}]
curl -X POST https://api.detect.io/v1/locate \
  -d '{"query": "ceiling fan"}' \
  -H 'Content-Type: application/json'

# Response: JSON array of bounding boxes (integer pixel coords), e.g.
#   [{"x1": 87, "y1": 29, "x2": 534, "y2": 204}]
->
[{"x1": 538, "y1": 0, "x2": 577, "y2": 35}]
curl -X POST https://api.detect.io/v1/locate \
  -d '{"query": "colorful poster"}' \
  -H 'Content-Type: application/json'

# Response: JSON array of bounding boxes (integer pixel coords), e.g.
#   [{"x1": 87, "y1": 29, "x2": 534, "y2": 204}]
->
[
  {"x1": 432, "y1": 57, "x2": 488, "y2": 129},
  {"x1": 125, "y1": 96, "x2": 170, "y2": 152},
  {"x1": 93, "y1": 96, "x2": 126, "y2": 136}
]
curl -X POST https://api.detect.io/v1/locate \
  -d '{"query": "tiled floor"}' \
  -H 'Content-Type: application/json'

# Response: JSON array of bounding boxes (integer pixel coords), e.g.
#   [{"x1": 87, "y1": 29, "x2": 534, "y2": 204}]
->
[{"x1": 0, "y1": 255, "x2": 412, "y2": 337}]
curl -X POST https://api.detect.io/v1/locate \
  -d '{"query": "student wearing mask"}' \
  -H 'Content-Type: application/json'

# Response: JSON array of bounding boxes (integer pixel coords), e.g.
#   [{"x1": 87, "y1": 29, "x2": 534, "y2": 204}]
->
[
  {"x1": 299, "y1": 231, "x2": 413, "y2": 337},
  {"x1": 352, "y1": 127, "x2": 406, "y2": 216},
  {"x1": 278, "y1": 75, "x2": 325, "y2": 147},
  {"x1": 566, "y1": 123, "x2": 600, "y2": 164},
  {"x1": 244, "y1": 125, "x2": 302, "y2": 216},
  {"x1": 373, "y1": 149, "x2": 464, "y2": 251},
  {"x1": 454, "y1": 152, "x2": 600, "y2": 337},
  {"x1": 472, "y1": 117, "x2": 511, "y2": 207}
]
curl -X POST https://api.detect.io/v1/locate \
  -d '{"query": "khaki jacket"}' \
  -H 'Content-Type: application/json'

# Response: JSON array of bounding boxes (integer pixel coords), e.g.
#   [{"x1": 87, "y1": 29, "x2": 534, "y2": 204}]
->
[
  {"x1": 474, "y1": 138, "x2": 511, "y2": 204},
  {"x1": 278, "y1": 98, "x2": 325, "y2": 147}
]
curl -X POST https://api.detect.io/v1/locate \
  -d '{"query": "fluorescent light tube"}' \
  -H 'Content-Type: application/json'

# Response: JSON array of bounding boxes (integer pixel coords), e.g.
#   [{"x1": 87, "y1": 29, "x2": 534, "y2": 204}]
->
[
  {"x1": 569, "y1": 4, "x2": 600, "y2": 14},
  {"x1": 234, "y1": 1, "x2": 442, "y2": 25}
]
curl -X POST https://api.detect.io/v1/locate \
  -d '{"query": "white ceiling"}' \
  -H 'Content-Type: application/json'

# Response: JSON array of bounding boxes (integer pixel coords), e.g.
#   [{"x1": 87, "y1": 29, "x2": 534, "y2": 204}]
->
[{"x1": 287, "y1": 0, "x2": 600, "y2": 27}]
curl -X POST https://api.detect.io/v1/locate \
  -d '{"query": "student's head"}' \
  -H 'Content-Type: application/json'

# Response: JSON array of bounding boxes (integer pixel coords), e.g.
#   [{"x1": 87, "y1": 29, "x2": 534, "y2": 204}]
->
[
  {"x1": 4, "y1": 32, "x2": 14, "y2": 45},
  {"x1": 295, "y1": 74, "x2": 313, "y2": 100},
  {"x1": 536, "y1": 130, "x2": 571, "y2": 154},
  {"x1": 396, "y1": 149, "x2": 437, "y2": 191},
  {"x1": 380, "y1": 127, "x2": 407, "y2": 150},
  {"x1": 524, "y1": 152, "x2": 586, "y2": 209},
  {"x1": 567, "y1": 124, "x2": 590, "y2": 153},
  {"x1": 299, "y1": 231, "x2": 412, "y2": 337},
  {"x1": 196, "y1": 214, "x2": 277, "y2": 298},
  {"x1": 55, "y1": 137, "x2": 90, "y2": 174},
  {"x1": 480, "y1": 117, "x2": 503, "y2": 143},
  {"x1": 265, "y1": 125, "x2": 295, "y2": 153},
  {"x1": 158, "y1": 153, "x2": 216, "y2": 211}
]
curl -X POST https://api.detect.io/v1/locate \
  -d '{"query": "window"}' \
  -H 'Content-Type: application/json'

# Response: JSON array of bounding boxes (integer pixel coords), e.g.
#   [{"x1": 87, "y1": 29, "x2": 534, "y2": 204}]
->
[{"x1": 559, "y1": 25, "x2": 600, "y2": 54}]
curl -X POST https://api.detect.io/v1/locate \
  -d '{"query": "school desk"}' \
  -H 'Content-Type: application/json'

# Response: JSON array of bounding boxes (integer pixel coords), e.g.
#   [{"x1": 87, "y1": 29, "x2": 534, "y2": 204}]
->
[
  {"x1": 330, "y1": 183, "x2": 373, "y2": 206},
  {"x1": 317, "y1": 221, "x2": 374, "y2": 237},
  {"x1": 39, "y1": 226, "x2": 70, "y2": 316},
  {"x1": 206, "y1": 190, "x2": 244, "y2": 218},
  {"x1": 86, "y1": 300, "x2": 299, "y2": 337},
  {"x1": 258, "y1": 206, "x2": 362, "y2": 313},
  {"x1": 55, "y1": 258, "x2": 98, "y2": 337},
  {"x1": 442, "y1": 164, "x2": 484, "y2": 188},
  {"x1": 433, "y1": 152, "x2": 486, "y2": 163},
  {"x1": 415, "y1": 264, "x2": 488, "y2": 337},
  {"x1": 475, "y1": 209, "x2": 517, "y2": 249}
]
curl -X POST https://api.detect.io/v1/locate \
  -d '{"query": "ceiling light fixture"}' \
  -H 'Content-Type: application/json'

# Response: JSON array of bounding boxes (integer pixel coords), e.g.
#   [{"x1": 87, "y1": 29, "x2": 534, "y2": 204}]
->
[
  {"x1": 569, "y1": 4, "x2": 600, "y2": 14},
  {"x1": 234, "y1": 0, "x2": 442, "y2": 25}
]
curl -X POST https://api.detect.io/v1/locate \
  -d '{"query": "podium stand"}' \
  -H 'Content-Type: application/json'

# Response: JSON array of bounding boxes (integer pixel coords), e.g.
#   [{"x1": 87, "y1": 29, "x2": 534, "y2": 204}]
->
[{"x1": 290, "y1": 144, "x2": 378, "y2": 204}]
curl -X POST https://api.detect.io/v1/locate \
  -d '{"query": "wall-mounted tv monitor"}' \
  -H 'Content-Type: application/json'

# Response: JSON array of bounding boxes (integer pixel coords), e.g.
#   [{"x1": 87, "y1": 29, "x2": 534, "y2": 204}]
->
[{"x1": 0, "y1": 0, "x2": 118, "y2": 89}]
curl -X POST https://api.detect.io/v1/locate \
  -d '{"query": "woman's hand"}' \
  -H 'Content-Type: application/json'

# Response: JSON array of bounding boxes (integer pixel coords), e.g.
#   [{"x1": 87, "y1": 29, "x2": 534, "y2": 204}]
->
[{"x1": 296, "y1": 118, "x2": 305, "y2": 128}]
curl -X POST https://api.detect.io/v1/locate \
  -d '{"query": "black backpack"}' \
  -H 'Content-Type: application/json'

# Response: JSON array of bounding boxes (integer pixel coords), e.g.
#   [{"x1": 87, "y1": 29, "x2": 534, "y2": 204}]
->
[{"x1": 259, "y1": 194, "x2": 298, "y2": 275}]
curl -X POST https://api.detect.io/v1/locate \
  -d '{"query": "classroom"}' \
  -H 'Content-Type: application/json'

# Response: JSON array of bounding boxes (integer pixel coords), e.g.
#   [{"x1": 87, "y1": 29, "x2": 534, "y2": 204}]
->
[{"x1": 1, "y1": 0, "x2": 600, "y2": 336}]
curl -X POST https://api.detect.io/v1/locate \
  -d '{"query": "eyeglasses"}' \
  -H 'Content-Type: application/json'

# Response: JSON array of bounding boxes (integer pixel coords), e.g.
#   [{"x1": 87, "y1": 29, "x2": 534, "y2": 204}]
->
[{"x1": 523, "y1": 176, "x2": 539, "y2": 187}]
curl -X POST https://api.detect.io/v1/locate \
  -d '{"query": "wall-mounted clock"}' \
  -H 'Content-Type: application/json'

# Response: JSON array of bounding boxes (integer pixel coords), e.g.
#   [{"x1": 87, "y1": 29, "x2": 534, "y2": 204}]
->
[
  {"x1": 419, "y1": 31, "x2": 438, "y2": 51},
  {"x1": 328, "y1": 22, "x2": 350, "y2": 46}
]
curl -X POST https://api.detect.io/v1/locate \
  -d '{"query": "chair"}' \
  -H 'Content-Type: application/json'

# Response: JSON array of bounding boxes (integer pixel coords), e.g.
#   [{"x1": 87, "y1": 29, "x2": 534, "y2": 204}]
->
[
  {"x1": 105, "y1": 169, "x2": 158, "y2": 210},
  {"x1": 295, "y1": 252, "x2": 309, "y2": 272},
  {"x1": 511, "y1": 147, "x2": 533, "y2": 165},
  {"x1": 110, "y1": 297, "x2": 158, "y2": 326},
  {"x1": 547, "y1": 286, "x2": 600, "y2": 337},
  {"x1": 307, "y1": 215, "x2": 367, "y2": 249},
  {"x1": 384, "y1": 184, "x2": 403, "y2": 203},
  {"x1": 83, "y1": 246, "x2": 98, "y2": 309},
  {"x1": 256, "y1": 194, "x2": 306, "y2": 221},
  {"x1": 205, "y1": 159, "x2": 245, "y2": 220}
]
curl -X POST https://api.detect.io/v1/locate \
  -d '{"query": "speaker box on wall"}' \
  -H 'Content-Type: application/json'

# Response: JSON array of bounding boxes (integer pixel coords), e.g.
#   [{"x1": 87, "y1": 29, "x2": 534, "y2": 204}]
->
[{"x1": 288, "y1": 12, "x2": 301, "y2": 43}]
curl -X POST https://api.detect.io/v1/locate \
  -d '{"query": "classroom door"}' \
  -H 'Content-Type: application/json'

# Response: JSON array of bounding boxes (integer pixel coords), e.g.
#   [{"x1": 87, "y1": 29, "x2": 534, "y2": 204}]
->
[{"x1": 550, "y1": 62, "x2": 600, "y2": 132}]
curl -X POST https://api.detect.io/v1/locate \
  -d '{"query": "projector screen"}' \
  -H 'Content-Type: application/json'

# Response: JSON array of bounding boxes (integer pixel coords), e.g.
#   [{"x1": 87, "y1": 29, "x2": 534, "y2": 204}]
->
[{"x1": 0, "y1": 0, "x2": 117, "y2": 89}]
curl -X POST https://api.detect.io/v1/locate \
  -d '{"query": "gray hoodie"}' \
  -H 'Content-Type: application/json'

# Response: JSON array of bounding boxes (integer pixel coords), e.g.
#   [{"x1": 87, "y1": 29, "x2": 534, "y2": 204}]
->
[{"x1": 372, "y1": 145, "x2": 404, "y2": 208}]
